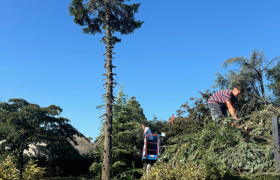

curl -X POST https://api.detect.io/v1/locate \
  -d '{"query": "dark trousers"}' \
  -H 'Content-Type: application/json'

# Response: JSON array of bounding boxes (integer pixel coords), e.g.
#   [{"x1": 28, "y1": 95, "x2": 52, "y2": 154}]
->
[{"x1": 208, "y1": 103, "x2": 228, "y2": 124}]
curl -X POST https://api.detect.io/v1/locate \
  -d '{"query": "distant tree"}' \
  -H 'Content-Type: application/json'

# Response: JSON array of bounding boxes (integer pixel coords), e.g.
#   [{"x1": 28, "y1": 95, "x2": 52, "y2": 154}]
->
[
  {"x1": 162, "y1": 90, "x2": 211, "y2": 143},
  {"x1": 0, "y1": 99, "x2": 81, "y2": 179},
  {"x1": 267, "y1": 60, "x2": 280, "y2": 104},
  {"x1": 213, "y1": 50, "x2": 279, "y2": 104},
  {"x1": 147, "y1": 116, "x2": 168, "y2": 135},
  {"x1": 87, "y1": 137, "x2": 93, "y2": 141},
  {"x1": 177, "y1": 90, "x2": 212, "y2": 122},
  {"x1": 69, "y1": 1, "x2": 143, "y2": 179}
]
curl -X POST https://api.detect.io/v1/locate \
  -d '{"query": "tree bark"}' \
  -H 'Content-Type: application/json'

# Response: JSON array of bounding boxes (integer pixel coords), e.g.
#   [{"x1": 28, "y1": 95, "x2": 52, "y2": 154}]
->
[
  {"x1": 19, "y1": 152, "x2": 23, "y2": 180},
  {"x1": 259, "y1": 73, "x2": 265, "y2": 98},
  {"x1": 102, "y1": 6, "x2": 113, "y2": 180}
]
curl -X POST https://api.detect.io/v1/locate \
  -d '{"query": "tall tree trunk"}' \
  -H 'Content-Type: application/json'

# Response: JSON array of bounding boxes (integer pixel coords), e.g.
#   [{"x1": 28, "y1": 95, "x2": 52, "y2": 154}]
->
[
  {"x1": 102, "y1": 6, "x2": 113, "y2": 180},
  {"x1": 19, "y1": 152, "x2": 23, "y2": 180}
]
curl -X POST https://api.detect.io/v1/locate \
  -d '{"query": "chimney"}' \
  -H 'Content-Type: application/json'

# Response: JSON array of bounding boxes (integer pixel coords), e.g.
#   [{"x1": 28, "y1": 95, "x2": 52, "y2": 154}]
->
[{"x1": 168, "y1": 114, "x2": 175, "y2": 123}]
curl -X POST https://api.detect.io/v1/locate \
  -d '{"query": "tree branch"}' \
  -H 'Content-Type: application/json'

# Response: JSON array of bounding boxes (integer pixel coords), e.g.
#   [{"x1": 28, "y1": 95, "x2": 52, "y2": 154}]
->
[
  {"x1": 244, "y1": 62, "x2": 260, "y2": 76},
  {"x1": 249, "y1": 80, "x2": 260, "y2": 97},
  {"x1": 261, "y1": 55, "x2": 280, "y2": 73}
]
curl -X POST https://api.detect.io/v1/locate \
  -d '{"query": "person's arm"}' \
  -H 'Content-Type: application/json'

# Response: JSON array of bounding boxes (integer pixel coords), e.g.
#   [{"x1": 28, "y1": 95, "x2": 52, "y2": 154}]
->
[
  {"x1": 143, "y1": 131, "x2": 147, "y2": 137},
  {"x1": 232, "y1": 102, "x2": 236, "y2": 111},
  {"x1": 226, "y1": 101, "x2": 237, "y2": 120}
]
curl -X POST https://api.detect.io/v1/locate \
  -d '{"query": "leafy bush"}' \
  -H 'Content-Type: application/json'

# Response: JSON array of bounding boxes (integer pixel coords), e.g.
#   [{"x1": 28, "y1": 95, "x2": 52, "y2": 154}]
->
[
  {"x1": 0, "y1": 155, "x2": 45, "y2": 180},
  {"x1": 163, "y1": 117, "x2": 203, "y2": 144},
  {"x1": 0, "y1": 156, "x2": 19, "y2": 180},
  {"x1": 141, "y1": 161, "x2": 206, "y2": 180}
]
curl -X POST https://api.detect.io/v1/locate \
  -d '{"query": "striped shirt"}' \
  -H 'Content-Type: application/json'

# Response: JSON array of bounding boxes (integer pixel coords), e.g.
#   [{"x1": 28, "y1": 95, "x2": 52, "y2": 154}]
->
[{"x1": 208, "y1": 90, "x2": 237, "y2": 105}]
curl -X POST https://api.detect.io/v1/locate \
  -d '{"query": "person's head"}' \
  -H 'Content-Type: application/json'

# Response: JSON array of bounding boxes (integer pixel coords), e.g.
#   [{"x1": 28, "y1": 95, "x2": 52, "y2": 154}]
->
[
  {"x1": 232, "y1": 85, "x2": 242, "y2": 97},
  {"x1": 141, "y1": 124, "x2": 146, "y2": 130}
]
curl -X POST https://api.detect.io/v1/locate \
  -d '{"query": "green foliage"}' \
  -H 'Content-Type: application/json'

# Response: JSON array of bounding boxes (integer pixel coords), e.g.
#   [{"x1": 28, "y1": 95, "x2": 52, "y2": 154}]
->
[
  {"x1": 163, "y1": 90, "x2": 212, "y2": 144},
  {"x1": 141, "y1": 161, "x2": 206, "y2": 180},
  {"x1": 163, "y1": 117, "x2": 203, "y2": 145},
  {"x1": 160, "y1": 104, "x2": 280, "y2": 179},
  {"x1": 0, "y1": 156, "x2": 19, "y2": 180},
  {"x1": 213, "y1": 50, "x2": 279, "y2": 103},
  {"x1": 69, "y1": 0, "x2": 144, "y2": 44},
  {"x1": 267, "y1": 60, "x2": 280, "y2": 104},
  {"x1": 0, "y1": 155, "x2": 45, "y2": 180},
  {"x1": 90, "y1": 86, "x2": 167, "y2": 179},
  {"x1": 90, "y1": 87, "x2": 147, "y2": 179},
  {"x1": 89, "y1": 162, "x2": 101, "y2": 177},
  {"x1": 0, "y1": 99, "x2": 82, "y2": 178},
  {"x1": 146, "y1": 116, "x2": 168, "y2": 135},
  {"x1": 177, "y1": 90, "x2": 212, "y2": 121}
]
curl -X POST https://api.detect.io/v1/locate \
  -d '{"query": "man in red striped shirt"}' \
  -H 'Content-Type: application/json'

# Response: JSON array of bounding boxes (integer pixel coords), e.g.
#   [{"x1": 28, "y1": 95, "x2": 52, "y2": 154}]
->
[{"x1": 208, "y1": 85, "x2": 242, "y2": 124}]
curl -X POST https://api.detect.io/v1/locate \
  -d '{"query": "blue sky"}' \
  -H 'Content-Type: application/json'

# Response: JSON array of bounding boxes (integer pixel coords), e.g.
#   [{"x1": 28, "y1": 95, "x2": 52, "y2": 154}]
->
[{"x1": 1, "y1": 0, "x2": 279, "y2": 140}]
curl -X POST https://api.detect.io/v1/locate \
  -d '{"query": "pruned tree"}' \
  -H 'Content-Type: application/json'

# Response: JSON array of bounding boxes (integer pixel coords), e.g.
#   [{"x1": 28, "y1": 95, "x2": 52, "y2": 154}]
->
[{"x1": 69, "y1": 1, "x2": 143, "y2": 179}]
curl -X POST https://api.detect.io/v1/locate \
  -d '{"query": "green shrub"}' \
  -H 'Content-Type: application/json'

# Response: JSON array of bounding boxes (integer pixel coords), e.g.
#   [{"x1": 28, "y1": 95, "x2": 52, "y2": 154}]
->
[
  {"x1": 0, "y1": 155, "x2": 45, "y2": 180},
  {"x1": 0, "y1": 156, "x2": 19, "y2": 180},
  {"x1": 141, "y1": 161, "x2": 206, "y2": 180}
]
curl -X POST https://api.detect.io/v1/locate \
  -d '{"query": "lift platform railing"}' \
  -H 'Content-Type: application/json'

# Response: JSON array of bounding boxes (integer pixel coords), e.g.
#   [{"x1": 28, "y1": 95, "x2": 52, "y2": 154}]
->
[{"x1": 142, "y1": 134, "x2": 161, "y2": 160}]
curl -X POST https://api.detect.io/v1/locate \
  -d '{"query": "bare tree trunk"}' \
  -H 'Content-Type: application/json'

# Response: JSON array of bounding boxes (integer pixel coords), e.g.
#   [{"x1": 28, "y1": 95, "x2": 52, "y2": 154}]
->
[
  {"x1": 19, "y1": 152, "x2": 23, "y2": 180},
  {"x1": 102, "y1": 6, "x2": 113, "y2": 180}
]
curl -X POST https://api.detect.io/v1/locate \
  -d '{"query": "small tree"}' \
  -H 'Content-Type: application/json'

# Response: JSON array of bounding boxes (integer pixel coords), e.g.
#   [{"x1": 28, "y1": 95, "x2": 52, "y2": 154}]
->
[
  {"x1": 90, "y1": 87, "x2": 148, "y2": 179},
  {"x1": 0, "y1": 99, "x2": 81, "y2": 179},
  {"x1": 69, "y1": 1, "x2": 143, "y2": 179}
]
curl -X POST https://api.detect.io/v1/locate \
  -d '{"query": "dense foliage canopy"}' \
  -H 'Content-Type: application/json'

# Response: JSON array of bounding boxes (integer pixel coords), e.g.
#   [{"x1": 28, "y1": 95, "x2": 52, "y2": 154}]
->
[{"x1": 0, "y1": 99, "x2": 81, "y2": 179}]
